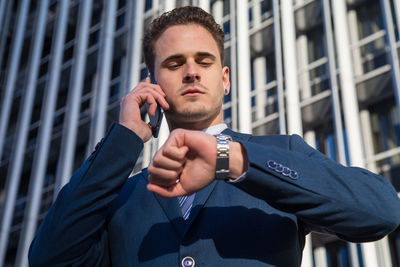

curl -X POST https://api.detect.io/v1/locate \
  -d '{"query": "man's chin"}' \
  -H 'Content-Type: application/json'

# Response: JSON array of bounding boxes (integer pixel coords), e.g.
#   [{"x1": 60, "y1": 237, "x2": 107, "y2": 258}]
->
[{"x1": 165, "y1": 106, "x2": 210, "y2": 121}]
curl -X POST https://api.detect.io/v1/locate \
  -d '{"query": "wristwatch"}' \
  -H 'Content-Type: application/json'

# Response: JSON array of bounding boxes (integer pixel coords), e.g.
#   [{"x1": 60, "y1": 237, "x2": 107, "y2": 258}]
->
[{"x1": 215, "y1": 134, "x2": 232, "y2": 180}]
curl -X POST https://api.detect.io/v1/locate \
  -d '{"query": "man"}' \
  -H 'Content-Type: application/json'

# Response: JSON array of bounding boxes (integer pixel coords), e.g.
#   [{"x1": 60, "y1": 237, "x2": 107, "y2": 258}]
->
[{"x1": 29, "y1": 6, "x2": 400, "y2": 267}]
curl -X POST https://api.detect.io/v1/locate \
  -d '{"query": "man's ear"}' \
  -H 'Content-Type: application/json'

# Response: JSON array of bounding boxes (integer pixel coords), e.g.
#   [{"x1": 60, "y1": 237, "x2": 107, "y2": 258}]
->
[{"x1": 222, "y1": 66, "x2": 230, "y2": 94}]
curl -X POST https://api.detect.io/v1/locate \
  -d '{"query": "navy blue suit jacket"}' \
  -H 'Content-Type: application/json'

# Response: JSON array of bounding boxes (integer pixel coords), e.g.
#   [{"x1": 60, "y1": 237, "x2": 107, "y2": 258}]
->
[{"x1": 29, "y1": 123, "x2": 400, "y2": 266}]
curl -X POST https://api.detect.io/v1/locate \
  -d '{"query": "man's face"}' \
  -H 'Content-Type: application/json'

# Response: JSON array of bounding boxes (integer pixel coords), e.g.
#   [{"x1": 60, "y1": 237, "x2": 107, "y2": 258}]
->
[{"x1": 153, "y1": 24, "x2": 230, "y2": 128}]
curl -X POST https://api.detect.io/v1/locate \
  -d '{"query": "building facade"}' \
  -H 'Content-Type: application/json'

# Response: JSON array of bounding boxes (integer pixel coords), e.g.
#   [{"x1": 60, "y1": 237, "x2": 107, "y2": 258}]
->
[{"x1": 0, "y1": 0, "x2": 399, "y2": 266}]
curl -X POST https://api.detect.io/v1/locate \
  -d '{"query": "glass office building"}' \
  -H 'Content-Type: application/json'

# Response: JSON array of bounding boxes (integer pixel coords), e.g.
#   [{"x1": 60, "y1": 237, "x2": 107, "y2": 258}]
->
[{"x1": 0, "y1": 0, "x2": 399, "y2": 266}]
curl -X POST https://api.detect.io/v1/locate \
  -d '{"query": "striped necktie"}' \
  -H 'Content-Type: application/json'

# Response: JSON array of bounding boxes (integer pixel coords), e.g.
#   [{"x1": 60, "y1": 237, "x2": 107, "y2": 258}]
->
[{"x1": 178, "y1": 194, "x2": 195, "y2": 220}]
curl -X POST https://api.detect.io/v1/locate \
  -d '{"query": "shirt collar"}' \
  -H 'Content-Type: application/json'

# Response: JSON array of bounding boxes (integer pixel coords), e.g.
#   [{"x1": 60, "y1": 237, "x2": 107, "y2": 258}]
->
[{"x1": 202, "y1": 123, "x2": 228, "y2": 136}]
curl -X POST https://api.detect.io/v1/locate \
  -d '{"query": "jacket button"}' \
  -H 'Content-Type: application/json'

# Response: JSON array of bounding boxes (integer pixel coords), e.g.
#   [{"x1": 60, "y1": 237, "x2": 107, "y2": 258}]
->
[
  {"x1": 267, "y1": 160, "x2": 277, "y2": 169},
  {"x1": 282, "y1": 167, "x2": 291, "y2": 176},
  {"x1": 289, "y1": 170, "x2": 298, "y2": 179},
  {"x1": 275, "y1": 164, "x2": 283, "y2": 173},
  {"x1": 182, "y1": 256, "x2": 195, "y2": 267}
]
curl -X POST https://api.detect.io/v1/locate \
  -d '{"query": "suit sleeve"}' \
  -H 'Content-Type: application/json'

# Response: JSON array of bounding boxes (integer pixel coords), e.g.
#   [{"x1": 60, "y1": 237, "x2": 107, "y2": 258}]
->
[
  {"x1": 233, "y1": 134, "x2": 400, "y2": 242},
  {"x1": 28, "y1": 122, "x2": 144, "y2": 266}
]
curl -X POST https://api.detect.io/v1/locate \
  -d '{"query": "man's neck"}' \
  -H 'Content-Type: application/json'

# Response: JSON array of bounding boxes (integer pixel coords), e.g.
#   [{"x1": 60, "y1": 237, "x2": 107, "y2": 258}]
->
[{"x1": 166, "y1": 115, "x2": 223, "y2": 131}]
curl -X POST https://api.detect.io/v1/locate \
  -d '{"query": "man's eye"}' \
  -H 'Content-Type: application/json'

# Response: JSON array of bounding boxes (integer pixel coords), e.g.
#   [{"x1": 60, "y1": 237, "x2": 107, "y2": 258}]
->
[
  {"x1": 199, "y1": 61, "x2": 212, "y2": 66},
  {"x1": 167, "y1": 63, "x2": 182, "y2": 69}
]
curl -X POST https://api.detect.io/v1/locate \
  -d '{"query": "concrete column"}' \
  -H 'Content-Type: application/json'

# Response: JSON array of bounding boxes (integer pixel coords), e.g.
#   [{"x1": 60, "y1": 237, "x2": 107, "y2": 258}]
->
[
  {"x1": 236, "y1": 0, "x2": 252, "y2": 134},
  {"x1": 54, "y1": 0, "x2": 93, "y2": 195},
  {"x1": 90, "y1": 0, "x2": 117, "y2": 148},
  {"x1": 331, "y1": 0, "x2": 364, "y2": 167},
  {"x1": 302, "y1": 132, "x2": 315, "y2": 267},
  {"x1": 164, "y1": 0, "x2": 175, "y2": 12},
  {"x1": 360, "y1": 110, "x2": 378, "y2": 173},
  {"x1": 281, "y1": 0, "x2": 302, "y2": 135},
  {"x1": 380, "y1": 0, "x2": 400, "y2": 130},
  {"x1": 393, "y1": 0, "x2": 400, "y2": 39},
  {"x1": 347, "y1": 10, "x2": 363, "y2": 76},
  {"x1": 272, "y1": 0, "x2": 286, "y2": 134},
  {"x1": 296, "y1": 35, "x2": 311, "y2": 99},
  {"x1": 314, "y1": 247, "x2": 328, "y2": 267},
  {"x1": 212, "y1": 0, "x2": 223, "y2": 27},
  {"x1": 198, "y1": 0, "x2": 210, "y2": 12},
  {"x1": 126, "y1": 0, "x2": 145, "y2": 91},
  {"x1": 0, "y1": 0, "x2": 30, "y2": 165},
  {"x1": 332, "y1": 2, "x2": 381, "y2": 266},
  {"x1": 253, "y1": 56, "x2": 266, "y2": 120},
  {"x1": 229, "y1": 0, "x2": 238, "y2": 131},
  {"x1": 321, "y1": 0, "x2": 346, "y2": 165}
]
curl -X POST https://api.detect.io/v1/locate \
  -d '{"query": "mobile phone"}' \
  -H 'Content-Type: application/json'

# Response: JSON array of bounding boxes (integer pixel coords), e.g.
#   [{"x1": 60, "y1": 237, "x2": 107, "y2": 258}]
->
[{"x1": 146, "y1": 73, "x2": 164, "y2": 138}]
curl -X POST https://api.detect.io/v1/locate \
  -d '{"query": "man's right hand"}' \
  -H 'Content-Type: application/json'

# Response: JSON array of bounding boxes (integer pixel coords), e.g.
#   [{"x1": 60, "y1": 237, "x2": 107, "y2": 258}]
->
[{"x1": 119, "y1": 77, "x2": 169, "y2": 142}]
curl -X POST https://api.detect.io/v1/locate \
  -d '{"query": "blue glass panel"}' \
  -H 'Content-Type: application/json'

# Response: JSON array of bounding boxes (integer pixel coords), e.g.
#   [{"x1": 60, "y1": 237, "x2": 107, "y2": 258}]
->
[
  {"x1": 357, "y1": 244, "x2": 364, "y2": 267},
  {"x1": 223, "y1": 108, "x2": 231, "y2": 120},
  {"x1": 338, "y1": 247, "x2": 349, "y2": 267},
  {"x1": 327, "y1": 133, "x2": 336, "y2": 161},
  {"x1": 342, "y1": 130, "x2": 350, "y2": 165},
  {"x1": 145, "y1": 0, "x2": 152, "y2": 11}
]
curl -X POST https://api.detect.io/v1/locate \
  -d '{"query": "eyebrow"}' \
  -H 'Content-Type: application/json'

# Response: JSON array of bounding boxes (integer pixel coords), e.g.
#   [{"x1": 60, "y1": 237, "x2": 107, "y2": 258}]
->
[{"x1": 161, "y1": 52, "x2": 217, "y2": 65}]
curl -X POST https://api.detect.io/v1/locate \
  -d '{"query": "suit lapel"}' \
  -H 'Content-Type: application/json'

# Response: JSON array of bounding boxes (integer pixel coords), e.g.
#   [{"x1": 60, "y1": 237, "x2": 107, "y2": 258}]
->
[
  {"x1": 143, "y1": 169, "x2": 185, "y2": 238},
  {"x1": 183, "y1": 180, "x2": 218, "y2": 235}
]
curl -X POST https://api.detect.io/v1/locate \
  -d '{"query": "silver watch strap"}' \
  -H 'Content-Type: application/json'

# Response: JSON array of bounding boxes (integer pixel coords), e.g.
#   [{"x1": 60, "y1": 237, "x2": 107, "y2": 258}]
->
[{"x1": 215, "y1": 134, "x2": 231, "y2": 180}]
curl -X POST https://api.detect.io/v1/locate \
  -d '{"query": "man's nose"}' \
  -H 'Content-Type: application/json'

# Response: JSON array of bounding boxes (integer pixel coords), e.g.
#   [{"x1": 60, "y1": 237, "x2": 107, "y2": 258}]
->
[{"x1": 183, "y1": 62, "x2": 200, "y2": 83}]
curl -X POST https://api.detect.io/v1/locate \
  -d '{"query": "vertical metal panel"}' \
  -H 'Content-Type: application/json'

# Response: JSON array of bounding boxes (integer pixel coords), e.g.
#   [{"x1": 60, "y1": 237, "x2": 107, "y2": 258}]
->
[
  {"x1": 11, "y1": 0, "x2": 70, "y2": 265},
  {"x1": 54, "y1": 0, "x2": 93, "y2": 196},
  {"x1": 55, "y1": 0, "x2": 93, "y2": 188},
  {"x1": 0, "y1": 0, "x2": 30, "y2": 166},
  {"x1": 13, "y1": 1, "x2": 51, "y2": 265},
  {"x1": 236, "y1": 0, "x2": 252, "y2": 134},
  {"x1": 380, "y1": 0, "x2": 400, "y2": 127},
  {"x1": 0, "y1": 0, "x2": 7, "y2": 35},
  {"x1": 280, "y1": 0, "x2": 302, "y2": 135},
  {"x1": 0, "y1": 0, "x2": 31, "y2": 264},
  {"x1": 90, "y1": 0, "x2": 117, "y2": 148},
  {"x1": 272, "y1": 0, "x2": 286, "y2": 135},
  {"x1": 0, "y1": 1, "x2": 13, "y2": 75}
]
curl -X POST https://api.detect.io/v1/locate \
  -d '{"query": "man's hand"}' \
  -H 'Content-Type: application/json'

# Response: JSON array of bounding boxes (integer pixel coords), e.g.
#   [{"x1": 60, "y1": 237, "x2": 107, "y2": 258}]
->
[
  {"x1": 147, "y1": 129, "x2": 248, "y2": 197},
  {"x1": 119, "y1": 77, "x2": 169, "y2": 142}
]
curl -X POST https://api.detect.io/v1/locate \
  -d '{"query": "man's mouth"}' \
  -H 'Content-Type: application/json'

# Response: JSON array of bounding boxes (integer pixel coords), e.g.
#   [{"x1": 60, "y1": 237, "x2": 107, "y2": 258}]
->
[{"x1": 181, "y1": 88, "x2": 205, "y2": 96}]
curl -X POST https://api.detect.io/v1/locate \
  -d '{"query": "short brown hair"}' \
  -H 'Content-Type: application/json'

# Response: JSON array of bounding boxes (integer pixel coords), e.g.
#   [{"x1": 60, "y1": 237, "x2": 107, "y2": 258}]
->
[{"x1": 143, "y1": 6, "x2": 225, "y2": 74}]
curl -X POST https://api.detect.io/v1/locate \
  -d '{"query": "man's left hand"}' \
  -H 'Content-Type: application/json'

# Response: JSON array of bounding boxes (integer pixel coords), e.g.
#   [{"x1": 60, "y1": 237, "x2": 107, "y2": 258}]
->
[
  {"x1": 147, "y1": 129, "x2": 217, "y2": 197},
  {"x1": 147, "y1": 129, "x2": 248, "y2": 197}
]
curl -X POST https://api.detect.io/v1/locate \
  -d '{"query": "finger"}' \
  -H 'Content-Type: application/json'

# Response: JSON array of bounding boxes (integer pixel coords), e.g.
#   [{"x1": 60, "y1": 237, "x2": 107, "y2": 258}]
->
[
  {"x1": 152, "y1": 154, "x2": 184, "y2": 171},
  {"x1": 145, "y1": 76, "x2": 152, "y2": 83},
  {"x1": 146, "y1": 182, "x2": 188, "y2": 198},
  {"x1": 138, "y1": 88, "x2": 169, "y2": 111},
  {"x1": 162, "y1": 145, "x2": 189, "y2": 162},
  {"x1": 147, "y1": 168, "x2": 180, "y2": 186}
]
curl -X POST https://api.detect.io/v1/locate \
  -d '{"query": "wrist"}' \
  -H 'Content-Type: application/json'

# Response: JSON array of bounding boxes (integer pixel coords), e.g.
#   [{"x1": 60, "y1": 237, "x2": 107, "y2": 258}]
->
[
  {"x1": 229, "y1": 141, "x2": 248, "y2": 179},
  {"x1": 118, "y1": 121, "x2": 150, "y2": 143}
]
